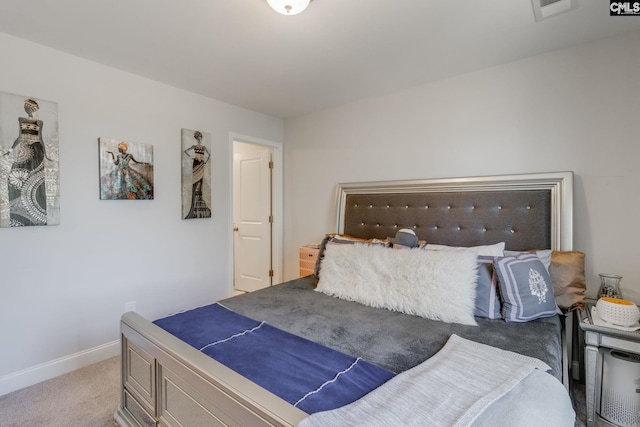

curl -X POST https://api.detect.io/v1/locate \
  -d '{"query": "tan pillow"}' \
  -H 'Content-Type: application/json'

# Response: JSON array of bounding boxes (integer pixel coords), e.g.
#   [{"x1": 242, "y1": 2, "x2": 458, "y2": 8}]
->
[{"x1": 550, "y1": 251, "x2": 586, "y2": 312}]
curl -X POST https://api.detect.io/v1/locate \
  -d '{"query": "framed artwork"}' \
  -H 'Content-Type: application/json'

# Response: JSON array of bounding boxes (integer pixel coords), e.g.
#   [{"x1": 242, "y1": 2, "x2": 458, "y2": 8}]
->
[
  {"x1": 98, "y1": 138, "x2": 154, "y2": 200},
  {"x1": 0, "y1": 91, "x2": 60, "y2": 227},
  {"x1": 181, "y1": 128, "x2": 212, "y2": 219}
]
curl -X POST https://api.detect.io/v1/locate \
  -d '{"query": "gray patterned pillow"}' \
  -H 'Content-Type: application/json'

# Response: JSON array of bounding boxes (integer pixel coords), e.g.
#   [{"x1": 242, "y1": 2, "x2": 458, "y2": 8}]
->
[
  {"x1": 494, "y1": 253, "x2": 558, "y2": 322},
  {"x1": 504, "y1": 249, "x2": 552, "y2": 271},
  {"x1": 474, "y1": 256, "x2": 501, "y2": 319}
]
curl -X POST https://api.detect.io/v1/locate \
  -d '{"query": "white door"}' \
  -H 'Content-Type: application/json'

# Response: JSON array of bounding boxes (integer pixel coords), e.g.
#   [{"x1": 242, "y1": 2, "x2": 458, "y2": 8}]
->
[{"x1": 233, "y1": 146, "x2": 272, "y2": 292}]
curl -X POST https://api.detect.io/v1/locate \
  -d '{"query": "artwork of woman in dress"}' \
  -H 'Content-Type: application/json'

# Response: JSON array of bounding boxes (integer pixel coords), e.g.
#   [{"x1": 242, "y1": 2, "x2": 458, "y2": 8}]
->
[
  {"x1": 99, "y1": 138, "x2": 154, "y2": 200},
  {"x1": 0, "y1": 93, "x2": 60, "y2": 227},
  {"x1": 181, "y1": 128, "x2": 212, "y2": 219}
]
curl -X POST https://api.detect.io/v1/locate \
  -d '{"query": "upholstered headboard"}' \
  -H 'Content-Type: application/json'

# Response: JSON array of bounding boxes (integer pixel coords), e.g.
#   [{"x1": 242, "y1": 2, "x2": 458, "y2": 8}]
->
[{"x1": 335, "y1": 172, "x2": 573, "y2": 251}]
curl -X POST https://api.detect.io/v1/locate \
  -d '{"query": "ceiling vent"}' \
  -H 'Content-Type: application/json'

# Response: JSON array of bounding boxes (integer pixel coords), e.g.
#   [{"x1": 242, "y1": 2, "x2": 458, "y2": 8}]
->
[{"x1": 531, "y1": 0, "x2": 577, "y2": 21}]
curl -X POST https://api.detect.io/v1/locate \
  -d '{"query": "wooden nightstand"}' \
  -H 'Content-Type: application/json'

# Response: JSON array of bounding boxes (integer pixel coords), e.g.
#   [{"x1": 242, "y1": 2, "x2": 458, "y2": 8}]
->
[
  {"x1": 579, "y1": 300, "x2": 640, "y2": 427},
  {"x1": 299, "y1": 245, "x2": 320, "y2": 277}
]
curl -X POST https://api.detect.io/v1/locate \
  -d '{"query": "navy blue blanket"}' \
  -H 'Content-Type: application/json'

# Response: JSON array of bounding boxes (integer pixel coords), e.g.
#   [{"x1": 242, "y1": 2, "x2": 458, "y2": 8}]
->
[{"x1": 153, "y1": 303, "x2": 395, "y2": 414}]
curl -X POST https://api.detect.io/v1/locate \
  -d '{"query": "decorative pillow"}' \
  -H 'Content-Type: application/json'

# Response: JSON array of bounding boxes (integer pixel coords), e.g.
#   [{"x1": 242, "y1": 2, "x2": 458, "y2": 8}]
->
[
  {"x1": 549, "y1": 251, "x2": 586, "y2": 312},
  {"x1": 394, "y1": 241, "x2": 428, "y2": 249},
  {"x1": 504, "y1": 249, "x2": 552, "y2": 271},
  {"x1": 316, "y1": 243, "x2": 479, "y2": 326},
  {"x1": 504, "y1": 250, "x2": 585, "y2": 312},
  {"x1": 392, "y1": 239, "x2": 427, "y2": 250},
  {"x1": 313, "y1": 234, "x2": 388, "y2": 277},
  {"x1": 314, "y1": 235, "x2": 332, "y2": 276},
  {"x1": 425, "y1": 242, "x2": 505, "y2": 257},
  {"x1": 475, "y1": 256, "x2": 501, "y2": 319},
  {"x1": 494, "y1": 253, "x2": 558, "y2": 322}
]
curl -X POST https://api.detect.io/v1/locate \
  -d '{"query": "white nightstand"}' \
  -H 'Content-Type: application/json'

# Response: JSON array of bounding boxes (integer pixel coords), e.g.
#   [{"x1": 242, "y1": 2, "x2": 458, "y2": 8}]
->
[{"x1": 579, "y1": 300, "x2": 640, "y2": 427}]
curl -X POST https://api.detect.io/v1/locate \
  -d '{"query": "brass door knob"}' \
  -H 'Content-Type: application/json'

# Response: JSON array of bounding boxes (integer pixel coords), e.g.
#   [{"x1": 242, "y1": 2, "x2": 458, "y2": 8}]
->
[{"x1": 233, "y1": 227, "x2": 239, "y2": 231}]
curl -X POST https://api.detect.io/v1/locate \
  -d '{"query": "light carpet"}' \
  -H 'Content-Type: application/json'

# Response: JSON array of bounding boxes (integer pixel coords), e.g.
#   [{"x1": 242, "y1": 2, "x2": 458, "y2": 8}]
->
[{"x1": 0, "y1": 356, "x2": 119, "y2": 427}]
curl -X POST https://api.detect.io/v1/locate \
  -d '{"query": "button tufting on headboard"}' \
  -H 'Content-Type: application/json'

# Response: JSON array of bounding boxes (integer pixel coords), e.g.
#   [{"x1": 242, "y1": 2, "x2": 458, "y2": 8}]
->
[
  {"x1": 341, "y1": 190, "x2": 552, "y2": 251},
  {"x1": 335, "y1": 173, "x2": 573, "y2": 251}
]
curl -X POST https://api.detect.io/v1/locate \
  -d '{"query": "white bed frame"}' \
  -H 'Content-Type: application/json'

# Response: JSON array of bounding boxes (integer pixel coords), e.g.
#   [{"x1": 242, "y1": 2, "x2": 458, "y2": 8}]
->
[{"x1": 114, "y1": 171, "x2": 574, "y2": 427}]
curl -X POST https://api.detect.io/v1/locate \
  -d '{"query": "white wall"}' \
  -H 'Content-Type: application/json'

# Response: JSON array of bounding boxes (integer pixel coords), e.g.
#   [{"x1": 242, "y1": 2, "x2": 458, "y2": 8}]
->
[
  {"x1": 0, "y1": 33, "x2": 282, "y2": 393},
  {"x1": 283, "y1": 30, "x2": 640, "y2": 303}
]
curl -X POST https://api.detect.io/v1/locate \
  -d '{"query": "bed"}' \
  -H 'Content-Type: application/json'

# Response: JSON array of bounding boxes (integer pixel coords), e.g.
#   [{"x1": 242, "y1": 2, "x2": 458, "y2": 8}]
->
[{"x1": 114, "y1": 171, "x2": 582, "y2": 427}]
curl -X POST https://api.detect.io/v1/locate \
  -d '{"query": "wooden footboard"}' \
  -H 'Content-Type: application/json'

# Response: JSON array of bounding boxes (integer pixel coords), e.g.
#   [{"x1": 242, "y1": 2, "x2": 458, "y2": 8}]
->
[{"x1": 114, "y1": 311, "x2": 307, "y2": 427}]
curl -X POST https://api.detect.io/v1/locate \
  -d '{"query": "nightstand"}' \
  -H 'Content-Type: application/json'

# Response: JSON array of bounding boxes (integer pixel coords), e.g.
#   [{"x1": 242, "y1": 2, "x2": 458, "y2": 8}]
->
[
  {"x1": 299, "y1": 245, "x2": 320, "y2": 277},
  {"x1": 579, "y1": 300, "x2": 640, "y2": 427}
]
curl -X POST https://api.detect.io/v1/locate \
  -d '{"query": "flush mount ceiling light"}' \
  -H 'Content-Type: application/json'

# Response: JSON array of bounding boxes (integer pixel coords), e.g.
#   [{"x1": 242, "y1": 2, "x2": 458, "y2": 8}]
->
[
  {"x1": 267, "y1": 0, "x2": 311, "y2": 15},
  {"x1": 531, "y1": 0, "x2": 577, "y2": 21}
]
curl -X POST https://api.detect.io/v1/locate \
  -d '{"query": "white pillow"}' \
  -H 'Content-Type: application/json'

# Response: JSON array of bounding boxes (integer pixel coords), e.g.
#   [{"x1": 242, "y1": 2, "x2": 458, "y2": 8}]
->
[
  {"x1": 424, "y1": 242, "x2": 505, "y2": 257},
  {"x1": 316, "y1": 243, "x2": 478, "y2": 326}
]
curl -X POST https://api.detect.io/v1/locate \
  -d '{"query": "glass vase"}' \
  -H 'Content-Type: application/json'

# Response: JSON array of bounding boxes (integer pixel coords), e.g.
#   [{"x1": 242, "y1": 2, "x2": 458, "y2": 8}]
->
[{"x1": 598, "y1": 273, "x2": 623, "y2": 299}]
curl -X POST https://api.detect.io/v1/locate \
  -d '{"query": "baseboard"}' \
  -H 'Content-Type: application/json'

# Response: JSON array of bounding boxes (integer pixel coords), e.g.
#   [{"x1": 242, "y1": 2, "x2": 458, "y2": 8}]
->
[{"x1": 0, "y1": 339, "x2": 120, "y2": 397}]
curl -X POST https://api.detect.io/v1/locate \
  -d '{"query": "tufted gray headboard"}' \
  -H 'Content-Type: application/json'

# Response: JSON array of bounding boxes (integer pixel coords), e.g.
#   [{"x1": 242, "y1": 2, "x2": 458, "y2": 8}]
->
[{"x1": 335, "y1": 172, "x2": 573, "y2": 251}]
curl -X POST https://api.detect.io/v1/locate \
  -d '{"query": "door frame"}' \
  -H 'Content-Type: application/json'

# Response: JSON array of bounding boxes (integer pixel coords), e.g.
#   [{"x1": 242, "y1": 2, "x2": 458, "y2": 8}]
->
[{"x1": 229, "y1": 132, "x2": 283, "y2": 287}]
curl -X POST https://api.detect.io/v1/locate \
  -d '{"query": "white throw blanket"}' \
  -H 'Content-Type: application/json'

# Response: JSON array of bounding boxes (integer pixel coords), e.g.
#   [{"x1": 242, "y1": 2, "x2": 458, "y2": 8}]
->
[{"x1": 297, "y1": 335, "x2": 570, "y2": 427}]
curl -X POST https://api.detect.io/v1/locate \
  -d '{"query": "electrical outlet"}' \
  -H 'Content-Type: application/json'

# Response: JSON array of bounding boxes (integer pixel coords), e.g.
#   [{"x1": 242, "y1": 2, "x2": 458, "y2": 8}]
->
[{"x1": 124, "y1": 301, "x2": 136, "y2": 312}]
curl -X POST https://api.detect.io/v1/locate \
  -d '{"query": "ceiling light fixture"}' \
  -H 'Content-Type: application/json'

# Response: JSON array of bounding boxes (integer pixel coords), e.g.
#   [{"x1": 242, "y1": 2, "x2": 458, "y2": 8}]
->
[
  {"x1": 267, "y1": 0, "x2": 311, "y2": 15},
  {"x1": 531, "y1": 0, "x2": 577, "y2": 21}
]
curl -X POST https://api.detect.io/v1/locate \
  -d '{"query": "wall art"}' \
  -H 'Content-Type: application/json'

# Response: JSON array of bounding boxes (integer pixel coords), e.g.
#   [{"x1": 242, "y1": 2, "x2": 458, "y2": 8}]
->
[
  {"x1": 0, "y1": 91, "x2": 60, "y2": 227},
  {"x1": 98, "y1": 137, "x2": 154, "y2": 200},
  {"x1": 181, "y1": 128, "x2": 212, "y2": 219}
]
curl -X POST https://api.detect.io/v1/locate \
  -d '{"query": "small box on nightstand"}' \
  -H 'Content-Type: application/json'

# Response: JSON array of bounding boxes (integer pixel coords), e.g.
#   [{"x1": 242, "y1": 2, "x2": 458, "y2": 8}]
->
[{"x1": 299, "y1": 245, "x2": 320, "y2": 277}]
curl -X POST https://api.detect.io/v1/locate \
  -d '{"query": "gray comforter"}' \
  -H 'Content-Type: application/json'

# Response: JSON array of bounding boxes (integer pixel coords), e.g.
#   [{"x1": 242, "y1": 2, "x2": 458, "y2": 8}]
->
[{"x1": 221, "y1": 275, "x2": 563, "y2": 380}]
